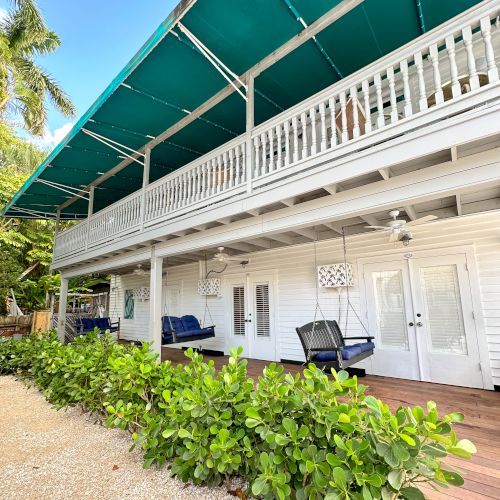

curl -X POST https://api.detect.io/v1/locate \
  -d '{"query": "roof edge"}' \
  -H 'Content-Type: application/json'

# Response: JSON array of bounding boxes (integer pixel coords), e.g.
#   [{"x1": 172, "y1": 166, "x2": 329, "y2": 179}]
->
[{"x1": 1, "y1": 0, "x2": 196, "y2": 217}]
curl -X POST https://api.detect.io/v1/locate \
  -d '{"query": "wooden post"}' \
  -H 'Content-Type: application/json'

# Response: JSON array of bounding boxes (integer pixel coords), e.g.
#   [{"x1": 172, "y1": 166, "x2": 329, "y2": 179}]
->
[
  {"x1": 140, "y1": 147, "x2": 151, "y2": 229},
  {"x1": 149, "y1": 247, "x2": 163, "y2": 361},
  {"x1": 57, "y1": 276, "x2": 69, "y2": 342},
  {"x1": 87, "y1": 185, "x2": 95, "y2": 217},
  {"x1": 246, "y1": 74, "x2": 254, "y2": 193}
]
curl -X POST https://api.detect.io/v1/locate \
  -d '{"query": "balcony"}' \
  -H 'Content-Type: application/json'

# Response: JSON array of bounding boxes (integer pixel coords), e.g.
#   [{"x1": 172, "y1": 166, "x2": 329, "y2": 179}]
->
[{"x1": 53, "y1": 1, "x2": 500, "y2": 265}]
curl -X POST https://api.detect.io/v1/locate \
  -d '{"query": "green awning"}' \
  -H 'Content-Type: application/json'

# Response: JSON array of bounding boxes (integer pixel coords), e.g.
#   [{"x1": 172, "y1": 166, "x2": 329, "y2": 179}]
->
[{"x1": 2, "y1": 0, "x2": 481, "y2": 219}]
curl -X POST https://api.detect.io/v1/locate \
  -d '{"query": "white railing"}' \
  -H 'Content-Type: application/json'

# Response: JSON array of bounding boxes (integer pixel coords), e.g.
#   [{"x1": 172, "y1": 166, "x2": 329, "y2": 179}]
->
[
  {"x1": 87, "y1": 191, "x2": 142, "y2": 245},
  {"x1": 54, "y1": 1, "x2": 500, "y2": 262},
  {"x1": 144, "y1": 135, "x2": 246, "y2": 223},
  {"x1": 250, "y1": 0, "x2": 499, "y2": 180}
]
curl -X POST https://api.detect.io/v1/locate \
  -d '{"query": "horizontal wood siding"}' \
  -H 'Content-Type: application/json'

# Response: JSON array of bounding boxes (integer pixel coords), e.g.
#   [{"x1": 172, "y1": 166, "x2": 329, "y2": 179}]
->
[{"x1": 110, "y1": 211, "x2": 500, "y2": 386}]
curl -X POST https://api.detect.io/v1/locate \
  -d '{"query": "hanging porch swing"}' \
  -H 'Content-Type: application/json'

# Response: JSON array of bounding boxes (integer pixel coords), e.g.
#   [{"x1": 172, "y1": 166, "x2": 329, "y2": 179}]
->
[
  {"x1": 161, "y1": 257, "x2": 216, "y2": 345},
  {"x1": 295, "y1": 229, "x2": 375, "y2": 371}
]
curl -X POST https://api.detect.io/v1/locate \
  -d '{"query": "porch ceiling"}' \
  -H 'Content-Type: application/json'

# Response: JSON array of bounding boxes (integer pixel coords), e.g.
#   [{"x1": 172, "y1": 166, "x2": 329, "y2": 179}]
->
[{"x1": 2, "y1": 0, "x2": 482, "y2": 219}]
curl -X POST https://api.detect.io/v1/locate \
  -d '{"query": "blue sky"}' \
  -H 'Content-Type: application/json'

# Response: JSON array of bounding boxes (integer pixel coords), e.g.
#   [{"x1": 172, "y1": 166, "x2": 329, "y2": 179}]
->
[{"x1": 0, "y1": 0, "x2": 178, "y2": 147}]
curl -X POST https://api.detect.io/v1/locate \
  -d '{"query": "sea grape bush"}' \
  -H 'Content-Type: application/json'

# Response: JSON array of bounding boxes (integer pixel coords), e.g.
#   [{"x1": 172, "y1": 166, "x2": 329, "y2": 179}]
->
[{"x1": 0, "y1": 332, "x2": 476, "y2": 499}]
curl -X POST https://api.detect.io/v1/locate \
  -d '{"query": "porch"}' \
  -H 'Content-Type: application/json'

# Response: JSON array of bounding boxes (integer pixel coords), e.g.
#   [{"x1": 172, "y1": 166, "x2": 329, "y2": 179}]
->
[{"x1": 162, "y1": 346, "x2": 500, "y2": 500}]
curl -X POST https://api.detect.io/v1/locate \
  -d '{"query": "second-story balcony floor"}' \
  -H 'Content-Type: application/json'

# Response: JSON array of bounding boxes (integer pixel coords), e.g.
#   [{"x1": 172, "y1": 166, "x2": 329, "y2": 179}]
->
[{"x1": 51, "y1": 0, "x2": 500, "y2": 270}]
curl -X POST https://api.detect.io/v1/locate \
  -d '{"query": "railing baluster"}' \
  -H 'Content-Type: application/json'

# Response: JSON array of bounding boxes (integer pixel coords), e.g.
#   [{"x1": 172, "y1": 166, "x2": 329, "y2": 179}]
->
[
  {"x1": 414, "y1": 51, "x2": 428, "y2": 111},
  {"x1": 319, "y1": 102, "x2": 327, "y2": 151},
  {"x1": 361, "y1": 79, "x2": 372, "y2": 133},
  {"x1": 284, "y1": 120, "x2": 290, "y2": 167},
  {"x1": 268, "y1": 128, "x2": 275, "y2": 172},
  {"x1": 350, "y1": 86, "x2": 361, "y2": 137},
  {"x1": 480, "y1": 16, "x2": 499, "y2": 83},
  {"x1": 253, "y1": 136, "x2": 260, "y2": 178},
  {"x1": 260, "y1": 132, "x2": 267, "y2": 175},
  {"x1": 429, "y1": 43, "x2": 444, "y2": 104},
  {"x1": 386, "y1": 68, "x2": 398, "y2": 124},
  {"x1": 235, "y1": 145, "x2": 241, "y2": 185},
  {"x1": 301, "y1": 111, "x2": 308, "y2": 159},
  {"x1": 462, "y1": 26, "x2": 479, "y2": 91},
  {"x1": 276, "y1": 125, "x2": 282, "y2": 169},
  {"x1": 310, "y1": 106, "x2": 317, "y2": 154},
  {"x1": 228, "y1": 149, "x2": 234, "y2": 187},
  {"x1": 210, "y1": 158, "x2": 217, "y2": 195},
  {"x1": 328, "y1": 97, "x2": 337, "y2": 147},
  {"x1": 374, "y1": 73, "x2": 385, "y2": 129},
  {"x1": 222, "y1": 151, "x2": 228, "y2": 190},
  {"x1": 339, "y1": 91, "x2": 348, "y2": 142},
  {"x1": 445, "y1": 36, "x2": 461, "y2": 99},
  {"x1": 399, "y1": 60, "x2": 412, "y2": 118},
  {"x1": 292, "y1": 116, "x2": 299, "y2": 163},
  {"x1": 201, "y1": 162, "x2": 207, "y2": 198}
]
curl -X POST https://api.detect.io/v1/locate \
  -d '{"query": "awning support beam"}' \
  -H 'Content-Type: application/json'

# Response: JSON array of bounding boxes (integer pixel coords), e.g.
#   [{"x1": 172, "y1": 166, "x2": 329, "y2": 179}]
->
[
  {"x1": 176, "y1": 22, "x2": 248, "y2": 101},
  {"x1": 36, "y1": 179, "x2": 90, "y2": 201},
  {"x1": 82, "y1": 128, "x2": 145, "y2": 166},
  {"x1": 10, "y1": 206, "x2": 56, "y2": 219}
]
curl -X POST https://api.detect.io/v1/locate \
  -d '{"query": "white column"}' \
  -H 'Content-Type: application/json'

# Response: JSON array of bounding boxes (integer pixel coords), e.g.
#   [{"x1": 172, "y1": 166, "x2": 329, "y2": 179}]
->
[
  {"x1": 140, "y1": 147, "x2": 151, "y2": 229},
  {"x1": 87, "y1": 185, "x2": 95, "y2": 217},
  {"x1": 57, "y1": 276, "x2": 69, "y2": 342},
  {"x1": 245, "y1": 74, "x2": 254, "y2": 193},
  {"x1": 149, "y1": 248, "x2": 163, "y2": 361}
]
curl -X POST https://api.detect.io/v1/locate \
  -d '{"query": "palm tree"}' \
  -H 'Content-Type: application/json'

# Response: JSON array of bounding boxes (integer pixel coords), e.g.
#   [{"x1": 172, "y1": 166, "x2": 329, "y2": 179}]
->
[{"x1": 0, "y1": 0, "x2": 76, "y2": 136}]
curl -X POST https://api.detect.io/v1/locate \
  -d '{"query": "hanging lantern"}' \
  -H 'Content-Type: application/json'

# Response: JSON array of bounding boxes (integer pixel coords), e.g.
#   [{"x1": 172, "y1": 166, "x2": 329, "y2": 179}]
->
[{"x1": 317, "y1": 263, "x2": 354, "y2": 288}]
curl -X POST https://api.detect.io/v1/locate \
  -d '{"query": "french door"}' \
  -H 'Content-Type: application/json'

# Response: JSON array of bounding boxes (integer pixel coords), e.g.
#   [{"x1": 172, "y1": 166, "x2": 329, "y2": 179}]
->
[
  {"x1": 225, "y1": 273, "x2": 276, "y2": 361},
  {"x1": 363, "y1": 251, "x2": 484, "y2": 388}
]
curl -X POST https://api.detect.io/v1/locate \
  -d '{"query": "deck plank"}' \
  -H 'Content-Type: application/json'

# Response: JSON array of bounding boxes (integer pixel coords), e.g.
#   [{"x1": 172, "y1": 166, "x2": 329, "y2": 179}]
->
[{"x1": 161, "y1": 348, "x2": 500, "y2": 500}]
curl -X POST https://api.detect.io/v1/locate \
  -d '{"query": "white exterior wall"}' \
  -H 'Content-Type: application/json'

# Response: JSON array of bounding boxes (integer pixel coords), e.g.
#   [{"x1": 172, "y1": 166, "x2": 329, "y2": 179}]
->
[{"x1": 110, "y1": 211, "x2": 500, "y2": 386}]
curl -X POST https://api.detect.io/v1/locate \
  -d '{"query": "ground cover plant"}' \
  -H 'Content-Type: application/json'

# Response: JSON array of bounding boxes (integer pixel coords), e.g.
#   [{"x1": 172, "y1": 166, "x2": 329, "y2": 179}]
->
[{"x1": 0, "y1": 332, "x2": 476, "y2": 499}]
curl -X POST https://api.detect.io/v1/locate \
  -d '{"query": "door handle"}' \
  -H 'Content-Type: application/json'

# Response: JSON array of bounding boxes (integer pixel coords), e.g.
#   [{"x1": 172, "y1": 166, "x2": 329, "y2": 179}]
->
[{"x1": 416, "y1": 321, "x2": 423, "y2": 327}]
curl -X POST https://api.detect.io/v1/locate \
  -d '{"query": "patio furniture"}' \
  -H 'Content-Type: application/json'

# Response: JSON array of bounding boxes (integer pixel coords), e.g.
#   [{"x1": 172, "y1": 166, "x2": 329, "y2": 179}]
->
[
  {"x1": 161, "y1": 315, "x2": 215, "y2": 345},
  {"x1": 296, "y1": 319, "x2": 374, "y2": 370},
  {"x1": 75, "y1": 317, "x2": 120, "y2": 336},
  {"x1": 427, "y1": 72, "x2": 488, "y2": 107}
]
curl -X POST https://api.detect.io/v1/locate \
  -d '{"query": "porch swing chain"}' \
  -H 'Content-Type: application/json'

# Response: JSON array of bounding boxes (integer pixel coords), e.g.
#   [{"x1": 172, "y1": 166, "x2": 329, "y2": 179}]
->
[
  {"x1": 202, "y1": 253, "x2": 216, "y2": 328},
  {"x1": 341, "y1": 229, "x2": 370, "y2": 336},
  {"x1": 163, "y1": 258, "x2": 177, "y2": 343}
]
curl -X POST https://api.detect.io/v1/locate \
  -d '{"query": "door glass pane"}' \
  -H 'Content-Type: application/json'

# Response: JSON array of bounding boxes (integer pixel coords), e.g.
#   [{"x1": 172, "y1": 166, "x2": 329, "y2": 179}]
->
[
  {"x1": 255, "y1": 283, "x2": 270, "y2": 337},
  {"x1": 372, "y1": 270, "x2": 409, "y2": 350},
  {"x1": 232, "y1": 285, "x2": 245, "y2": 336},
  {"x1": 419, "y1": 265, "x2": 467, "y2": 354}
]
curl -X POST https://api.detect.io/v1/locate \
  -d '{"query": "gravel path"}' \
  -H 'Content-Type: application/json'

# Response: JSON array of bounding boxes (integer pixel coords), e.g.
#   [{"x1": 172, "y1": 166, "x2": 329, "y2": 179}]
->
[{"x1": 0, "y1": 376, "x2": 234, "y2": 500}]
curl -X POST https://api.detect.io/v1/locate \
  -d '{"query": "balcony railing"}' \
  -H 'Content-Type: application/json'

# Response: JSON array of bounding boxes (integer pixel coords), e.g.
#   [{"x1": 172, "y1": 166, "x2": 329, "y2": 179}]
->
[{"x1": 54, "y1": 0, "x2": 500, "y2": 263}]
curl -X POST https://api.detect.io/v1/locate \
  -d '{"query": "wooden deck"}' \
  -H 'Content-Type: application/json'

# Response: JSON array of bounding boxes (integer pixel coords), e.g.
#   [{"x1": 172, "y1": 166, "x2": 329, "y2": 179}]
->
[{"x1": 161, "y1": 348, "x2": 500, "y2": 500}]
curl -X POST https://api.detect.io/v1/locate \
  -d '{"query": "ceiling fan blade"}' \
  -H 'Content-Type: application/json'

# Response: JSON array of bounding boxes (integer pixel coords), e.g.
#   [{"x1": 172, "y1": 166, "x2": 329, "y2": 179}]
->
[
  {"x1": 364, "y1": 225, "x2": 388, "y2": 230},
  {"x1": 405, "y1": 215, "x2": 438, "y2": 227}
]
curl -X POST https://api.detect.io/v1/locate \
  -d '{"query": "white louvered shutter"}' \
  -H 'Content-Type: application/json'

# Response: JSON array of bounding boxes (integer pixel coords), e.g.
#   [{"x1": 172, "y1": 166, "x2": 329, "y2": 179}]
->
[
  {"x1": 255, "y1": 283, "x2": 270, "y2": 337},
  {"x1": 419, "y1": 265, "x2": 467, "y2": 354},
  {"x1": 372, "y1": 270, "x2": 409, "y2": 350},
  {"x1": 232, "y1": 285, "x2": 245, "y2": 336}
]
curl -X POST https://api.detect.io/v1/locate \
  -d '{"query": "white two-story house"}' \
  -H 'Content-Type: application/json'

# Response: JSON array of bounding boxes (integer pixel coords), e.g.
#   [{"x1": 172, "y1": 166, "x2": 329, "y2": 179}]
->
[{"x1": 3, "y1": 0, "x2": 500, "y2": 390}]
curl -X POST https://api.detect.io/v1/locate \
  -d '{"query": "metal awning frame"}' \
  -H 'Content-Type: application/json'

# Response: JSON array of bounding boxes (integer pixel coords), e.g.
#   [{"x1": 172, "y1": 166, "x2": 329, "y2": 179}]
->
[{"x1": 35, "y1": 179, "x2": 90, "y2": 201}]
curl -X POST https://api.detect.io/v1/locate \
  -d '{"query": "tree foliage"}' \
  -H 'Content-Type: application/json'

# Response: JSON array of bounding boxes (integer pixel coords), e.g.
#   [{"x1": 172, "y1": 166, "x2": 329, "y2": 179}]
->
[{"x1": 0, "y1": 0, "x2": 76, "y2": 135}]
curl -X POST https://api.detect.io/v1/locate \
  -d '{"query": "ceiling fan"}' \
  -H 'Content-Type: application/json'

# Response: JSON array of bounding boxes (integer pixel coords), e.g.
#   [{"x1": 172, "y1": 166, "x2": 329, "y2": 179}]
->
[
  {"x1": 364, "y1": 209, "x2": 437, "y2": 242},
  {"x1": 213, "y1": 247, "x2": 243, "y2": 263},
  {"x1": 133, "y1": 264, "x2": 147, "y2": 275}
]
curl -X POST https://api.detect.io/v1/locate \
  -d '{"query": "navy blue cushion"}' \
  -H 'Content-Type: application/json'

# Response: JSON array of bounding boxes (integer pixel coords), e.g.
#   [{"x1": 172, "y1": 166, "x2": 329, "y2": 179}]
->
[
  {"x1": 162, "y1": 316, "x2": 183, "y2": 334},
  {"x1": 181, "y1": 315, "x2": 201, "y2": 331},
  {"x1": 81, "y1": 317, "x2": 96, "y2": 331},
  {"x1": 314, "y1": 345, "x2": 362, "y2": 362},
  {"x1": 95, "y1": 317, "x2": 111, "y2": 330},
  {"x1": 354, "y1": 341, "x2": 375, "y2": 353}
]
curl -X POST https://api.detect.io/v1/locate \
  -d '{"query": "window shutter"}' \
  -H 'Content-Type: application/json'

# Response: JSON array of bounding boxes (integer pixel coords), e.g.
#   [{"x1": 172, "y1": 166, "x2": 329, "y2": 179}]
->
[
  {"x1": 233, "y1": 285, "x2": 245, "y2": 336},
  {"x1": 255, "y1": 283, "x2": 270, "y2": 337}
]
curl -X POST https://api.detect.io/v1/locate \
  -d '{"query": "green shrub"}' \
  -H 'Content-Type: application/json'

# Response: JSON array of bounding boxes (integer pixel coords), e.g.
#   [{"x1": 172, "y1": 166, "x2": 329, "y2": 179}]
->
[{"x1": 0, "y1": 333, "x2": 476, "y2": 499}]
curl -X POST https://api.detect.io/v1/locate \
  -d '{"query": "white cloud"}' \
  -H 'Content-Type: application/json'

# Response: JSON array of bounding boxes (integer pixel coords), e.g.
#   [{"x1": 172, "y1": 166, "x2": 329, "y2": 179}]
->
[
  {"x1": 31, "y1": 122, "x2": 74, "y2": 150},
  {"x1": 0, "y1": 7, "x2": 8, "y2": 23}
]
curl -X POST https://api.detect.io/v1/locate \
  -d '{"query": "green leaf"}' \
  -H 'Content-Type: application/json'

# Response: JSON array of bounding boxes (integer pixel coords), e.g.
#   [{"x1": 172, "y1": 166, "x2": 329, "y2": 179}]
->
[
  {"x1": 364, "y1": 395, "x2": 382, "y2": 416},
  {"x1": 252, "y1": 476, "x2": 268, "y2": 496},
  {"x1": 177, "y1": 428, "x2": 191, "y2": 439},
  {"x1": 161, "y1": 428, "x2": 176, "y2": 438},
  {"x1": 333, "y1": 467, "x2": 347, "y2": 489},
  {"x1": 442, "y1": 470, "x2": 465, "y2": 486},
  {"x1": 456, "y1": 439, "x2": 477, "y2": 454},
  {"x1": 400, "y1": 487, "x2": 425, "y2": 500},
  {"x1": 245, "y1": 407, "x2": 261, "y2": 419},
  {"x1": 388, "y1": 470, "x2": 404, "y2": 490},
  {"x1": 400, "y1": 434, "x2": 416, "y2": 446}
]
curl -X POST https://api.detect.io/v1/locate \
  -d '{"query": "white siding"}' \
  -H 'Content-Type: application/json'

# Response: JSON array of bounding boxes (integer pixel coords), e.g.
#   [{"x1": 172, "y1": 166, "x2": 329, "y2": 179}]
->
[{"x1": 110, "y1": 211, "x2": 500, "y2": 386}]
